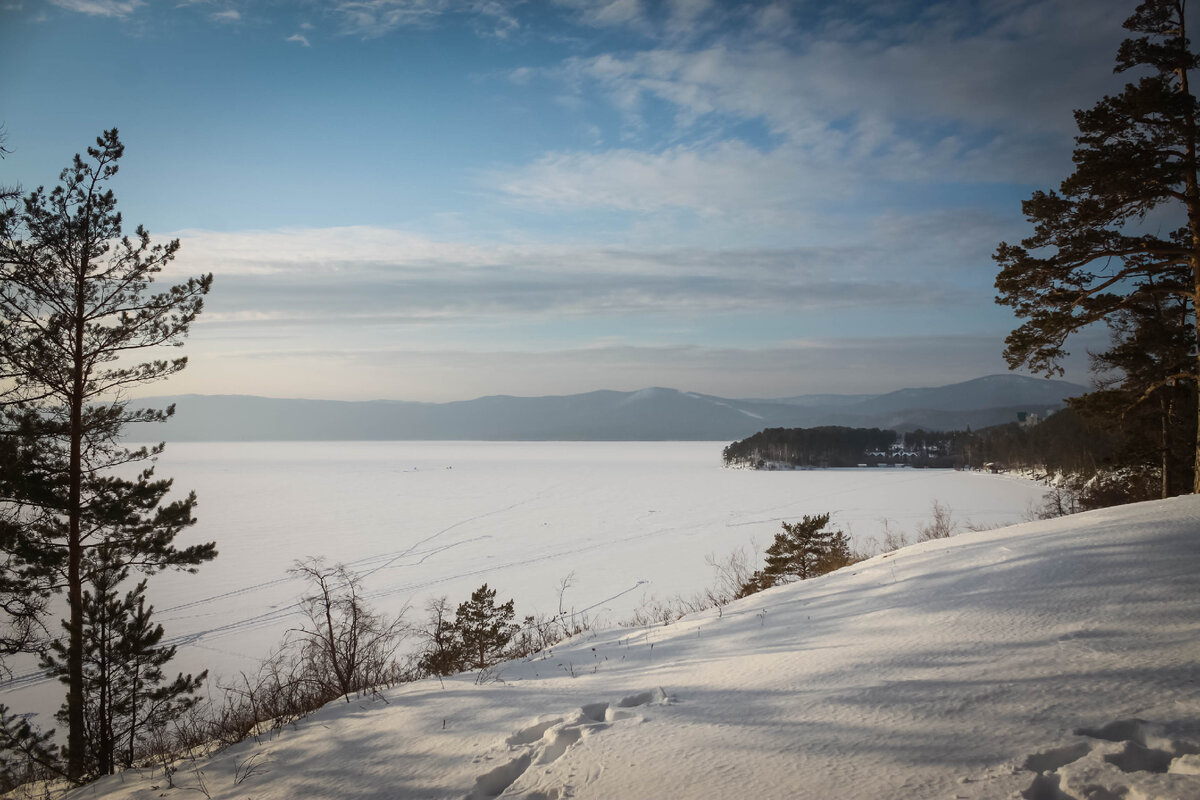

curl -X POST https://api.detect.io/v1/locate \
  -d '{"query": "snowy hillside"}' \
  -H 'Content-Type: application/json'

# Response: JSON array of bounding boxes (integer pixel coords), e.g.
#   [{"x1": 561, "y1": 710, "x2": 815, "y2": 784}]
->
[{"x1": 63, "y1": 497, "x2": 1200, "y2": 800}]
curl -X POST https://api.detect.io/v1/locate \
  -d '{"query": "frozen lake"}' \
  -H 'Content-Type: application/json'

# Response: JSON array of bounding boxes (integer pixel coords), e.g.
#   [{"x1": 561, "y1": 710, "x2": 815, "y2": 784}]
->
[{"x1": 3, "y1": 441, "x2": 1048, "y2": 721}]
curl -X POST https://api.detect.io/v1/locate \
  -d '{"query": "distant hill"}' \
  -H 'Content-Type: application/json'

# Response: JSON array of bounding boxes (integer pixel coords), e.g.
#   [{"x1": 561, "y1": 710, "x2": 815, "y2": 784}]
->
[{"x1": 127, "y1": 374, "x2": 1087, "y2": 442}]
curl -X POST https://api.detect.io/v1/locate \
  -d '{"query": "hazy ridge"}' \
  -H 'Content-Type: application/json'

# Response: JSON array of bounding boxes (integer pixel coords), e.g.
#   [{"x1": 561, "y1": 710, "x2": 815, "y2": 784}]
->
[{"x1": 129, "y1": 374, "x2": 1086, "y2": 441}]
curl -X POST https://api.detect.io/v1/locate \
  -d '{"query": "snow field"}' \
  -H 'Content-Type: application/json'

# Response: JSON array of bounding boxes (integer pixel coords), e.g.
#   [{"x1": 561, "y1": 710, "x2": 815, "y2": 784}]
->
[
  {"x1": 0, "y1": 440, "x2": 1050, "y2": 725},
  {"x1": 58, "y1": 493, "x2": 1200, "y2": 800}
]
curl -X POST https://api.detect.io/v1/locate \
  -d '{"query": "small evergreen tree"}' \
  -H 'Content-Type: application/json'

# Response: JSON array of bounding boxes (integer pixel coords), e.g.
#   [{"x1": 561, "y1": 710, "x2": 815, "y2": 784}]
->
[
  {"x1": 0, "y1": 705, "x2": 59, "y2": 791},
  {"x1": 42, "y1": 558, "x2": 204, "y2": 777},
  {"x1": 740, "y1": 514, "x2": 852, "y2": 596},
  {"x1": 416, "y1": 596, "x2": 464, "y2": 677},
  {"x1": 453, "y1": 584, "x2": 517, "y2": 671}
]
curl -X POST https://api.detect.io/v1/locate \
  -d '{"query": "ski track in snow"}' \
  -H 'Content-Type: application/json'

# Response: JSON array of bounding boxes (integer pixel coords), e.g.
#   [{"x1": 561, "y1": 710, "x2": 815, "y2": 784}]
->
[{"x1": 2, "y1": 492, "x2": 548, "y2": 692}]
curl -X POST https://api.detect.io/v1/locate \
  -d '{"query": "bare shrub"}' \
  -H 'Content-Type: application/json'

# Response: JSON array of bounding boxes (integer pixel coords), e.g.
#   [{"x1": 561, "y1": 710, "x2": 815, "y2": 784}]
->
[
  {"x1": 880, "y1": 519, "x2": 910, "y2": 552},
  {"x1": 916, "y1": 501, "x2": 956, "y2": 541},
  {"x1": 703, "y1": 544, "x2": 759, "y2": 607},
  {"x1": 554, "y1": 572, "x2": 577, "y2": 638},
  {"x1": 507, "y1": 614, "x2": 566, "y2": 660},
  {"x1": 288, "y1": 558, "x2": 409, "y2": 702},
  {"x1": 621, "y1": 595, "x2": 687, "y2": 628}
]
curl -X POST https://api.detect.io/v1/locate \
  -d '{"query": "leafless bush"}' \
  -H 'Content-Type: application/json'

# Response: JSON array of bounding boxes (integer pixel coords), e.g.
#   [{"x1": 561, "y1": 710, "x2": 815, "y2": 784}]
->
[
  {"x1": 554, "y1": 572, "x2": 576, "y2": 638},
  {"x1": 507, "y1": 613, "x2": 566, "y2": 660},
  {"x1": 288, "y1": 558, "x2": 409, "y2": 702},
  {"x1": 232, "y1": 750, "x2": 270, "y2": 786},
  {"x1": 196, "y1": 565, "x2": 408, "y2": 753},
  {"x1": 703, "y1": 544, "x2": 759, "y2": 607},
  {"x1": 880, "y1": 519, "x2": 910, "y2": 552},
  {"x1": 621, "y1": 594, "x2": 691, "y2": 628},
  {"x1": 916, "y1": 501, "x2": 956, "y2": 541}
]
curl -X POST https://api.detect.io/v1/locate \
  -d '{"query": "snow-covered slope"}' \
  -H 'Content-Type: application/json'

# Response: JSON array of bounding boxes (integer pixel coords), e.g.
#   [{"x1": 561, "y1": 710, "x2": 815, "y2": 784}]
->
[{"x1": 65, "y1": 497, "x2": 1200, "y2": 800}]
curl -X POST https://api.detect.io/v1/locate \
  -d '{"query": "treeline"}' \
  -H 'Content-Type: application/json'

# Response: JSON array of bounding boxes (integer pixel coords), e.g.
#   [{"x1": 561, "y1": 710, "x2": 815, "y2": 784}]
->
[
  {"x1": 723, "y1": 426, "x2": 901, "y2": 468},
  {"x1": 725, "y1": 395, "x2": 1197, "y2": 512},
  {"x1": 722, "y1": 413, "x2": 1131, "y2": 475}
]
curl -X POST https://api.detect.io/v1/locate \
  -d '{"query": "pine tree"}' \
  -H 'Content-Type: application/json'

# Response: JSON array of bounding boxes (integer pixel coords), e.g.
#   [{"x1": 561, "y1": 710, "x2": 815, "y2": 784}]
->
[
  {"x1": 453, "y1": 584, "x2": 517, "y2": 671},
  {"x1": 0, "y1": 129, "x2": 215, "y2": 780},
  {"x1": 0, "y1": 705, "x2": 59, "y2": 791},
  {"x1": 41, "y1": 559, "x2": 204, "y2": 777},
  {"x1": 0, "y1": 130, "x2": 56, "y2": 665},
  {"x1": 994, "y1": 0, "x2": 1200, "y2": 493},
  {"x1": 108, "y1": 581, "x2": 205, "y2": 771},
  {"x1": 0, "y1": 420, "x2": 57, "y2": 659},
  {"x1": 739, "y1": 514, "x2": 852, "y2": 596},
  {"x1": 417, "y1": 596, "x2": 464, "y2": 677},
  {"x1": 1071, "y1": 280, "x2": 1198, "y2": 499}
]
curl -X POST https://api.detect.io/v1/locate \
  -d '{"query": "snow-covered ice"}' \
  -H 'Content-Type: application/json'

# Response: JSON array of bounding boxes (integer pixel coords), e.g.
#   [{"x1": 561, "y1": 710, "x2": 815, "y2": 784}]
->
[
  {"x1": 3, "y1": 440, "x2": 1048, "y2": 722},
  {"x1": 55, "y1": 484, "x2": 1200, "y2": 800}
]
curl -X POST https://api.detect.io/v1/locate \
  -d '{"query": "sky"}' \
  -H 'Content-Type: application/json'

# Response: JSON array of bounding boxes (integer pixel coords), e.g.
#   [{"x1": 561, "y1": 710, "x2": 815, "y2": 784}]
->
[{"x1": 0, "y1": 0, "x2": 1143, "y2": 401}]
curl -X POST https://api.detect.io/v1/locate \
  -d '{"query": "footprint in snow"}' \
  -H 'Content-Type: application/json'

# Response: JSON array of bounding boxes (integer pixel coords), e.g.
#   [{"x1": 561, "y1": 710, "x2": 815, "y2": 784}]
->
[
  {"x1": 1004, "y1": 718, "x2": 1200, "y2": 800},
  {"x1": 464, "y1": 688, "x2": 672, "y2": 799}
]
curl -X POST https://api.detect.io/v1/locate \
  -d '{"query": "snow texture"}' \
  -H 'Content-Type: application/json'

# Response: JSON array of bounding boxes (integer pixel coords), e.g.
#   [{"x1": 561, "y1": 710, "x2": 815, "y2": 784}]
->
[
  {"x1": 57, "y1": 493, "x2": 1200, "y2": 800},
  {"x1": 2, "y1": 442, "x2": 1047, "y2": 721}
]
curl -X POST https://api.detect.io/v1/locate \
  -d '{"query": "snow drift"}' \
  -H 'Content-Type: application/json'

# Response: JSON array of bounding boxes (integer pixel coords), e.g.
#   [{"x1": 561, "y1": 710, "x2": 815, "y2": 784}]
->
[{"x1": 62, "y1": 496, "x2": 1200, "y2": 800}]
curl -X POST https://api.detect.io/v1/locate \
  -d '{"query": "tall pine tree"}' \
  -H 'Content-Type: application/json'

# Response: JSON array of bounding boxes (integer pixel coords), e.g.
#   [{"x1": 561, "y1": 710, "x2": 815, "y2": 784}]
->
[
  {"x1": 994, "y1": 0, "x2": 1200, "y2": 492},
  {"x1": 1072, "y1": 277, "x2": 1198, "y2": 499},
  {"x1": 0, "y1": 129, "x2": 215, "y2": 780}
]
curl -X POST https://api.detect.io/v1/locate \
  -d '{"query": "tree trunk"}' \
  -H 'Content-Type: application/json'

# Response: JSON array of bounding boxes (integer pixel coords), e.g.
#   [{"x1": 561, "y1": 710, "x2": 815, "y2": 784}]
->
[
  {"x1": 1161, "y1": 394, "x2": 1170, "y2": 499},
  {"x1": 128, "y1": 656, "x2": 140, "y2": 768},
  {"x1": 1193, "y1": 308, "x2": 1200, "y2": 494},
  {"x1": 1177, "y1": 6, "x2": 1200, "y2": 494},
  {"x1": 67, "y1": 190, "x2": 93, "y2": 780},
  {"x1": 67, "y1": 269, "x2": 86, "y2": 781}
]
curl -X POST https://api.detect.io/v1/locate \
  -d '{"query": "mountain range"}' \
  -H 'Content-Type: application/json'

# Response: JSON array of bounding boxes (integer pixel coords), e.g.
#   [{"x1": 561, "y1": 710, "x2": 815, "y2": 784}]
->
[{"x1": 127, "y1": 374, "x2": 1087, "y2": 442}]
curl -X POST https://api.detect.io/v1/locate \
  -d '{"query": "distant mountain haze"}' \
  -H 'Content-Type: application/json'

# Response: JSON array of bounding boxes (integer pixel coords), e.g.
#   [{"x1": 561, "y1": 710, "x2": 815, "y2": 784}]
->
[{"x1": 126, "y1": 375, "x2": 1087, "y2": 442}]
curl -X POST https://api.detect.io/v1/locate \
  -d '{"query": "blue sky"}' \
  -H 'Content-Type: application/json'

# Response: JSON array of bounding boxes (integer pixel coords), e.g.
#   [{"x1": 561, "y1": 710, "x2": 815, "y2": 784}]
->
[{"x1": 1, "y1": 0, "x2": 1138, "y2": 401}]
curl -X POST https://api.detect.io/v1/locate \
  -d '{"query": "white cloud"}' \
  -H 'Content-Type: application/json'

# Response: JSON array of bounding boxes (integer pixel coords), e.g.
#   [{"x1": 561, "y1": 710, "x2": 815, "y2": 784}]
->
[
  {"x1": 330, "y1": 0, "x2": 518, "y2": 38},
  {"x1": 286, "y1": 33, "x2": 311, "y2": 46},
  {"x1": 161, "y1": 224, "x2": 994, "y2": 339},
  {"x1": 524, "y1": 0, "x2": 1131, "y2": 201},
  {"x1": 211, "y1": 8, "x2": 239, "y2": 22},
  {"x1": 48, "y1": 0, "x2": 142, "y2": 16},
  {"x1": 552, "y1": 0, "x2": 645, "y2": 29},
  {"x1": 751, "y1": 2, "x2": 793, "y2": 37},
  {"x1": 498, "y1": 1, "x2": 1139, "y2": 224},
  {"x1": 492, "y1": 140, "x2": 856, "y2": 224},
  {"x1": 153, "y1": 222, "x2": 1035, "y2": 400},
  {"x1": 488, "y1": 130, "x2": 1052, "y2": 228},
  {"x1": 498, "y1": 143, "x2": 748, "y2": 212}
]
